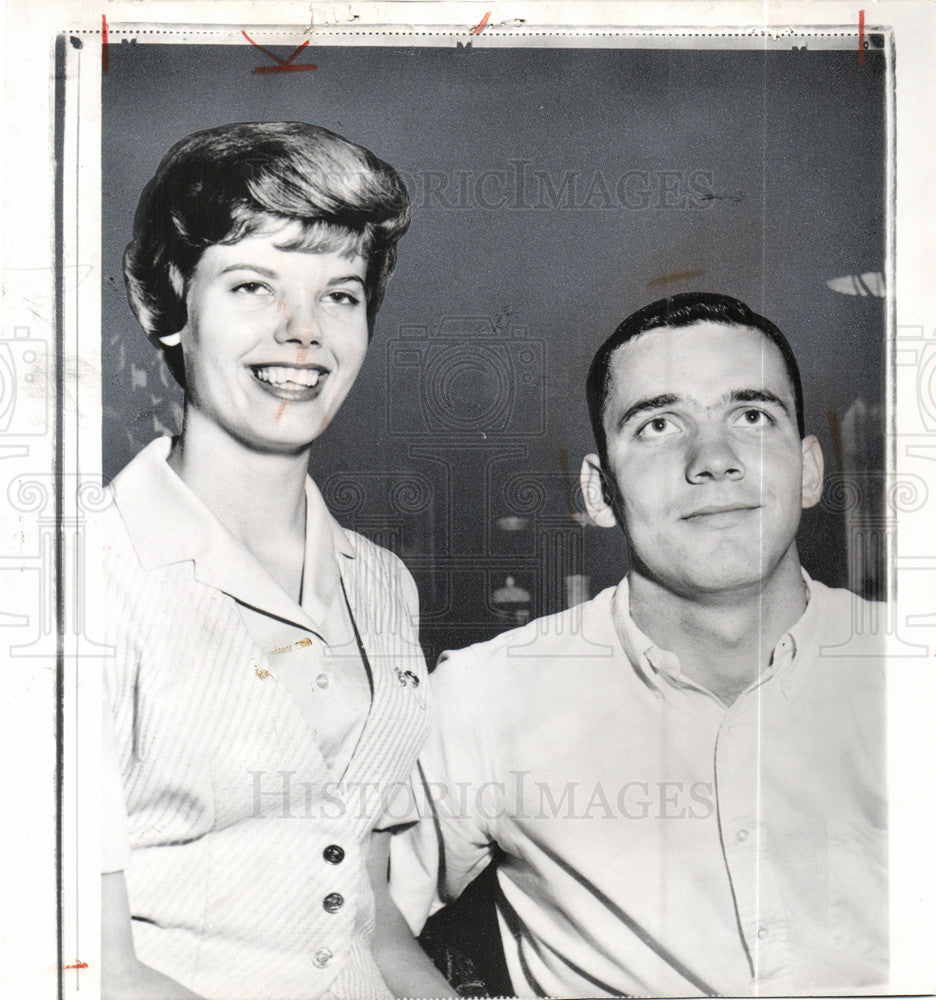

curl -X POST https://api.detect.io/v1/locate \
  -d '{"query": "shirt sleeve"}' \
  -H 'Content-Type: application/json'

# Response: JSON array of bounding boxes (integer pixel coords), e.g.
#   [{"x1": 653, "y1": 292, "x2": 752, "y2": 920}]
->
[
  {"x1": 373, "y1": 767, "x2": 423, "y2": 831},
  {"x1": 389, "y1": 648, "x2": 495, "y2": 935},
  {"x1": 102, "y1": 694, "x2": 130, "y2": 875}
]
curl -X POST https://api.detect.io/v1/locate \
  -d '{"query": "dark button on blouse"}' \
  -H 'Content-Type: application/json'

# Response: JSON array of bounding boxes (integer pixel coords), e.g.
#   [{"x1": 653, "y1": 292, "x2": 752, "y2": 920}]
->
[
  {"x1": 323, "y1": 844, "x2": 345, "y2": 865},
  {"x1": 323, "y1": 892, "x2": 344, "y2": 913}
]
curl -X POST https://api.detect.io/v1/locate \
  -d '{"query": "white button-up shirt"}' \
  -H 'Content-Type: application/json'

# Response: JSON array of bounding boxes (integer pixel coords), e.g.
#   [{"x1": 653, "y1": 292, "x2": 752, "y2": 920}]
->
[{"x1": 392, "y1": 574, "x2": 886, "y2": 996}]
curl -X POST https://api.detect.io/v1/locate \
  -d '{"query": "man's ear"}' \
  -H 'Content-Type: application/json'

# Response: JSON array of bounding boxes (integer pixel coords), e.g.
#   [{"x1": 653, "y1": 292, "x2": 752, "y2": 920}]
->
[
  {"x1": 580, "y1": 454, "x2": 620, "y2": 528},
  {"x1": 800, "y1": 435, "x2": 824, "y2": 509}
]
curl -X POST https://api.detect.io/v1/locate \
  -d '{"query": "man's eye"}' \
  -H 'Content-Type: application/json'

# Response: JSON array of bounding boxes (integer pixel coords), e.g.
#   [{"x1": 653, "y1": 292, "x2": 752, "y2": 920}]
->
[
  {"x1": 734, "y1": 408, "x2": 772, "y2": 427},
  {"x1": 637, "y1": 416, "x2": 678, "y2": 438}
]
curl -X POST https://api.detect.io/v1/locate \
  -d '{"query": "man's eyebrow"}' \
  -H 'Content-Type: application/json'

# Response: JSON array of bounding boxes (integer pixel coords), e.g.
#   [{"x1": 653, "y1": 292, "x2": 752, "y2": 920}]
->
[
  {"x1": 729, "y1": 388, "x2": 792, "y2": 416},
  {"x1": 617, "y1": 393, "x2": 680, "y2": 429}
]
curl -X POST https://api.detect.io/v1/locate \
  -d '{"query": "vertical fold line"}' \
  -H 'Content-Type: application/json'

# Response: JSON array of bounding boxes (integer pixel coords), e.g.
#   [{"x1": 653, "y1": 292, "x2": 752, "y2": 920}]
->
[{"x1": 53, "y1": 32, "x2": 68, "y2": 1000}]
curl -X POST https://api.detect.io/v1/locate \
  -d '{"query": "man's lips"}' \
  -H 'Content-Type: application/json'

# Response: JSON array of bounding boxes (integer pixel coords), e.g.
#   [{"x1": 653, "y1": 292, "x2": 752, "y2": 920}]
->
[{"x1": 681, "y1": 504, "x2": 760, "y2": 521}]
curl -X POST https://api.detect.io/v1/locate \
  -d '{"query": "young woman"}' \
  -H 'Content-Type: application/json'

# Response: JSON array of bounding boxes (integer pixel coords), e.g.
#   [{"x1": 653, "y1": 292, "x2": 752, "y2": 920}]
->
[{"x1": 101, "y1": 122, "x2": 450, "y2": 999}]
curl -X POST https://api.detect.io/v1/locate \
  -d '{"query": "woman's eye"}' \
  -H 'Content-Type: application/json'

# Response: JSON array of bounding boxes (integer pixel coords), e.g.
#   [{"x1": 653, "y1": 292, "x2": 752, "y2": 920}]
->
[
  {"x1": 326, "y1": 290, "x2": 361, "y2": 306},
  {"x1": 232, "y1": 281, "x2": 272, "y2": 296}
]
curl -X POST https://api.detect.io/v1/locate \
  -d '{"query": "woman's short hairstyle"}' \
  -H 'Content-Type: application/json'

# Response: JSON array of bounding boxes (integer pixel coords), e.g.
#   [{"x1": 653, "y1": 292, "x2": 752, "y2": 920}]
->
[
  {"x1": 124, "y1": 122, "x2": 411, "y2": 385},
  {"x1": 586, "y1": 292, "x2": 805, "y2": 467}
]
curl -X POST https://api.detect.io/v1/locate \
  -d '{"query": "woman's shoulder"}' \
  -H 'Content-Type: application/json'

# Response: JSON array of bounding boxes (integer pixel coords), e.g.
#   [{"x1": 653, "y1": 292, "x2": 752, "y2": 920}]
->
[
  {"x1": 339, "y1": 527, "x2": 420, "y2": 610},
  {"x1": 339, "y1": 526, "x2": 407, "y2": 571},
  {"x1": 98, "y1": 469, "x2": 199, "y2": 640}
]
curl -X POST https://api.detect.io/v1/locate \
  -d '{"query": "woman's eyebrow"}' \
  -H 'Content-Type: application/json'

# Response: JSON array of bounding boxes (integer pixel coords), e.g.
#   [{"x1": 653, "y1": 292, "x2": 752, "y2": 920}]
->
[
  {"x1": 326, "y1": 274, "x2": 366, "y2": 287},
  {"x1": 219, "y1": 263, "x2": 278, "y2": 277},
  {"x1": 617, "y1": 393, "x2": 680, "y2": 429}
]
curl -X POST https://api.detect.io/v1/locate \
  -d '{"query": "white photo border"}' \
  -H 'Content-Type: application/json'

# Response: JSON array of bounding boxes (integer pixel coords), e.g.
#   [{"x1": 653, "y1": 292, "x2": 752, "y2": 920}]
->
[{"x1": 2, "y1": 2, "x2": 934, "y2": 996}]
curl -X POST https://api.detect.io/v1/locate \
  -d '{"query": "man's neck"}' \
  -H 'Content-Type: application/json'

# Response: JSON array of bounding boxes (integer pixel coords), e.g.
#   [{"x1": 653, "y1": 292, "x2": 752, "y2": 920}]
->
[{"x1": 627, "y1": 553, "x2": 808, "y2": 706}]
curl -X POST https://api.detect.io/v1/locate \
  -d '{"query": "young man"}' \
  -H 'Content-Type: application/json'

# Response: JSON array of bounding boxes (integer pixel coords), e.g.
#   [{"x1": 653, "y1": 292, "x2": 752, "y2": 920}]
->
[{"x1": 390, "y1": 293, "x2": 887, "y2": 997}]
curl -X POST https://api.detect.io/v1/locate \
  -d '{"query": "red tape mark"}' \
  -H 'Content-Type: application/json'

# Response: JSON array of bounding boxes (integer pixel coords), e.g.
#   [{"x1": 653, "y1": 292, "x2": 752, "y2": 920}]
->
[
  {"x1": 101, "y1": 14, "x2": 109, "y2": 74},
  {"x1": 63, "y1": 962, "x2": 88, "y2": 971},
  {"x1": 241, "y1": 31, "x2": 318, "y2": 74},
  {"x1": 858, "y1": 9, "x2": 865, "y2": 66},
  {"x1": 472, "y1": 12, "x2": 491, "y2": 35}
]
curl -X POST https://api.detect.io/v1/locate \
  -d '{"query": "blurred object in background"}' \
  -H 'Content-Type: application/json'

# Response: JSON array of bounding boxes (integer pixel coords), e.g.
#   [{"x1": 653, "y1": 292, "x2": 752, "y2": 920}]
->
[
  {"x1": 491, "y1": 575, "x2": 531, "y2": 627},
  {"x1": 565, "y1": 573, "x2": 590, "y2": 609},
  {"x1": 840, "y1": 398, "x2": 886, "y2": 600},
  {"x1": 825, "y1": 271, "x2": 885, "y2": 297}
]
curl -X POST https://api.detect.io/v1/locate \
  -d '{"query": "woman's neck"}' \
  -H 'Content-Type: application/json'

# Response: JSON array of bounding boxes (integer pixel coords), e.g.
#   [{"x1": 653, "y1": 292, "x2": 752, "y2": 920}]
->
[{"x1": 167, "y1": 411, "x2": 309, "y2": 589}]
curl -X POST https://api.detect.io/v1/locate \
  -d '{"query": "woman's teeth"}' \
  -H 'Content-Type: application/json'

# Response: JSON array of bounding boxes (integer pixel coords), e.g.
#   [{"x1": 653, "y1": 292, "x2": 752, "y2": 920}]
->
[{"x1": 254, "y1": 366, "x2": 322, "y2": 387}]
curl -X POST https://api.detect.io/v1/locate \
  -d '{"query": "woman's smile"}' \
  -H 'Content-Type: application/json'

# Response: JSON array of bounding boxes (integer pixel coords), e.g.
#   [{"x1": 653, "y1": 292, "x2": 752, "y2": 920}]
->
[
  {"x1": 250, "y1": 363, "x2": 330, "y2": 400},
  {"x1": 169, "y1": 222, "x2": 370, "y2": 454}
]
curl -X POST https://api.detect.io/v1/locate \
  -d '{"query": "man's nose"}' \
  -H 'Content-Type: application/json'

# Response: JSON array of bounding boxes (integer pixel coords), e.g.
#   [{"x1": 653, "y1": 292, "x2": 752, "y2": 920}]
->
[
  {"x1": 274, "y1": 295, "x2": 320, "y2": 346},
  {"x1": 685, "y1": 425, "x2": 745, "y2": 483}
]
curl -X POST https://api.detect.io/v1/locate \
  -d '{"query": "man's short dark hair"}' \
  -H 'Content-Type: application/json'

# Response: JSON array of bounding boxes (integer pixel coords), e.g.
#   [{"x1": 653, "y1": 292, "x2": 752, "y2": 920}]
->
[
  {"x1": 586, "y1": 292, "x2": 805, "y2": 466},
  {"x1": 124, "y1": 122, "x2": 411, "y2": 386}
]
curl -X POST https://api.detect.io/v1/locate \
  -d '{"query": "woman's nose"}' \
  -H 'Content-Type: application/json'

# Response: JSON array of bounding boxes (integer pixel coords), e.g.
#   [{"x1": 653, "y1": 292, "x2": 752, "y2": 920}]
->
[{"x1": 274, "y1": 296, "x2": 320, "y2": 346}]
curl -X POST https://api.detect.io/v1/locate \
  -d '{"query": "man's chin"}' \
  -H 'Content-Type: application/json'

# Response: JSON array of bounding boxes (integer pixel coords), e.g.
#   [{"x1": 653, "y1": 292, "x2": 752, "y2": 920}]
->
[
  {"x1": 670, "y1": 550, "x2": 799, "y2": 601},
  {"x1": 640, "y1": 560, "x2": 768, "y2": 601}
]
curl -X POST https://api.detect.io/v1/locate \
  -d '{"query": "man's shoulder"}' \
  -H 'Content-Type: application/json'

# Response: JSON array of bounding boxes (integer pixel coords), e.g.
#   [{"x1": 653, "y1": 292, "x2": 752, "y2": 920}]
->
[
  {"x1": 800, "y1": 577, "x2": 888, "y2": 673},
  {"x1": 437, "y1": 587, "x2": 620, "y2": 683},
  {"x1": 808, "y1": 576, "x2": 879, "y2": 610},
  {"x1": 806, "y1": 577, "x2": 883, "y2": 637}
]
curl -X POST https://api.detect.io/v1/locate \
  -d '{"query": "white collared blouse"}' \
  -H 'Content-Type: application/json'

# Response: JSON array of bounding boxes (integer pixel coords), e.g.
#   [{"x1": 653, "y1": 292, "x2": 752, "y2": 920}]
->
[{"x1": 102, "y1": 438, "x2": 429, "y2": 999}]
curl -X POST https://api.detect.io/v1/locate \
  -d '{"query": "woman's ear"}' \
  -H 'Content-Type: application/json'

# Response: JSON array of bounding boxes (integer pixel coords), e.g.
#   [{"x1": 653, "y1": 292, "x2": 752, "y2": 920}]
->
[
  {"x1": 800, "y1": 435, "x2": 824, "y2": 509},
  {"x1": 580, "y1": 454, "x2": 620, "y2": 528},
  {"x1": 159, "y1": 265, "x2": 188, "y2": 348}
]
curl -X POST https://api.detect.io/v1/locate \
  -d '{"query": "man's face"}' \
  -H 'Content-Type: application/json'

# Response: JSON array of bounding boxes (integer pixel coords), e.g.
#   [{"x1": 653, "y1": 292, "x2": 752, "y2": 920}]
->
[{"x1": 582, "y1": 321, "x2": 823, "y2": 598}]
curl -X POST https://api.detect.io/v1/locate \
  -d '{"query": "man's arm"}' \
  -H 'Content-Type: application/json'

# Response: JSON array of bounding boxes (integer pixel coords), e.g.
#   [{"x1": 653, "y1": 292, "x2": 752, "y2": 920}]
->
[
  {"x1": 369, "y1": 829, "x2": 456, "y2": 998},
  {"x1": 101, "y1": 871, "x2": 204, "y2": 1000}
]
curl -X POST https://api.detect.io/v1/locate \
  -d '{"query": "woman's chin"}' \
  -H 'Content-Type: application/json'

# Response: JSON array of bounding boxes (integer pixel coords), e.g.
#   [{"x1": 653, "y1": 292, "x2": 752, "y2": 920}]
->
[{"x1": 224, "y1": 422, "x2": 325, "y2": 457}]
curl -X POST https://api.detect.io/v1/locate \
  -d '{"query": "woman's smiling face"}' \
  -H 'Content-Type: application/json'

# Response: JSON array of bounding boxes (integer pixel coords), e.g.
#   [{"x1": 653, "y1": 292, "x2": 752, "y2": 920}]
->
[{"x1": 163, "y1": 220, "x2": 370, "y2": 455}]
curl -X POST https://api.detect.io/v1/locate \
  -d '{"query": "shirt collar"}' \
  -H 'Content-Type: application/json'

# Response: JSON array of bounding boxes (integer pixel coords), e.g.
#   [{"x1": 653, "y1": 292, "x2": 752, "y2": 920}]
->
[
  {"x1": 774, "y1": 569, "x2": 819, "y2": 698},
  {"x1": 611, "y1": 570, "x2": 818, "y2": 699},
  {"x1": 611, "y1": 577, "x2": 685, "y2": 694},
  {"x1": 109, "y1": 436, "x2": 355, "y2": 641}
]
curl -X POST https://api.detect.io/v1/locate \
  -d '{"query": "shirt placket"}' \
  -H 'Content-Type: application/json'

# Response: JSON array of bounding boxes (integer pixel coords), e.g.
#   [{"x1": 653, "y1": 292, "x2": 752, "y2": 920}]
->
[{"x1": 713, "y1": 649, "x2": 794, "y2": 988}]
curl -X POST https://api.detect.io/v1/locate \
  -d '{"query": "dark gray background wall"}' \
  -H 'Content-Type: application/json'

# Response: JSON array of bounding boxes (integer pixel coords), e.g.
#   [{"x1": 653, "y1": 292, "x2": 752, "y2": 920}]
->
[{"x1": 102, "y1": 40, "x2": 886, "y2": 659}]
